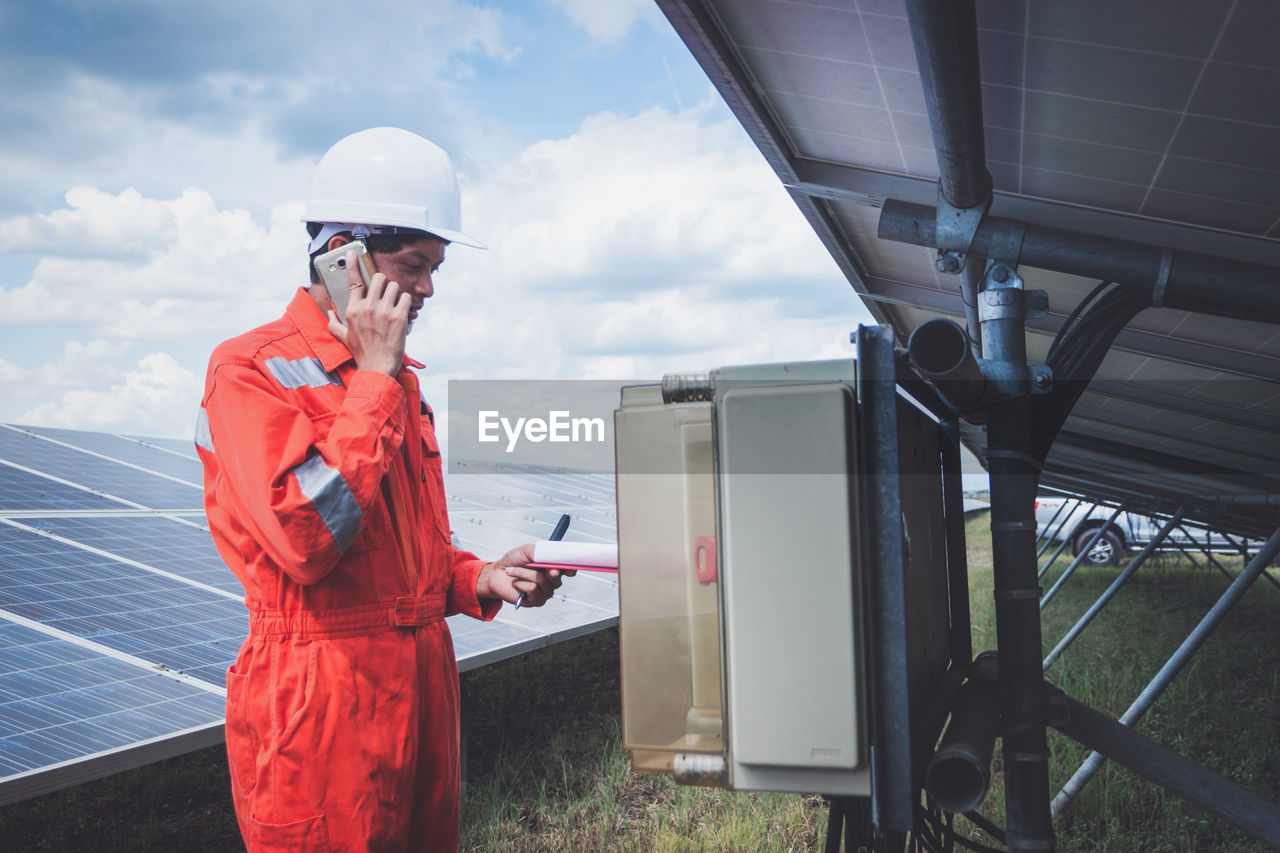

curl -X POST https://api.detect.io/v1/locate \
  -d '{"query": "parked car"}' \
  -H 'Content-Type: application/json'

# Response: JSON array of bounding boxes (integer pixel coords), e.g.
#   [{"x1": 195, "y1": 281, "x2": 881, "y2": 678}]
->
[{"x1": 1034, "y1": 495, "x2": 1251, "y2": 566}]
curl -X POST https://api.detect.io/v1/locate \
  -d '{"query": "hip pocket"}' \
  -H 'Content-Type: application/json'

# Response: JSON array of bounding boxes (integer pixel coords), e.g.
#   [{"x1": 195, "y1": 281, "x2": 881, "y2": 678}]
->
[
  {"x1": 225, "y1": 664, "x2": 258, "y2": 797},
  {"x1": 249, "y1": 812, "x2": 330, "y2": 852},
  {"x1": 273, "y1": 641, "x2": 320, "y2": 751}
]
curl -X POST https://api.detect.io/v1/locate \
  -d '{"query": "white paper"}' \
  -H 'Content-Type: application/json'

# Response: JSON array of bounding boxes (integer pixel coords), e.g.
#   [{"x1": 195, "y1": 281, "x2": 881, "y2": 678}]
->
[{"x1": 533, "y1": 540, "x2": 618, "y2": 568}]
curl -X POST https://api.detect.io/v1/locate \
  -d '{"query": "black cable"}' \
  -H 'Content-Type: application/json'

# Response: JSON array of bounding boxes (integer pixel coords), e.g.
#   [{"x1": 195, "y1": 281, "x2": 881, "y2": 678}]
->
[
  {"x1": 1033, "y1": 282, "x2": 1151, "y2": 463},
  {"x1": 961, "y1": 810, "x2": 1006, "y2": 843},
  {"x1": 1046, "y1": 279, "x2": 1112, "y2": 363},
  {"x1": 826, "y1": 797, "x2": 846, "y2": 853}
]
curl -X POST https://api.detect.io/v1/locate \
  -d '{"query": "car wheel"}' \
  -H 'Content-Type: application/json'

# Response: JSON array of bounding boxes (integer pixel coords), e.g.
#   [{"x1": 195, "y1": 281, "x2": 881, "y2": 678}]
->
[{"x1": 1074, "y1": 527, "x2": 1123, "y2": 566}]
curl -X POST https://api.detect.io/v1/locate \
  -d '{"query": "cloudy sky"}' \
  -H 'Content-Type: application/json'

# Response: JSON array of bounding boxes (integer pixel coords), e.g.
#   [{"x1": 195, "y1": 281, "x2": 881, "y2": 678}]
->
[{"x1": 0, "y1": 0, "x2": 874, "y2": 443}]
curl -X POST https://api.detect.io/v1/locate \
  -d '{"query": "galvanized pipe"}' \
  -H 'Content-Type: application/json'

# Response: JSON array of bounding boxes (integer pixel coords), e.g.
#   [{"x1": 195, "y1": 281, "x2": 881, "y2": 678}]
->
[
  {"x1": 1040, "y1": 502, "x2": 1128, "y2": 611},
  {"x1": 1037, "y1": 521, "x2": 1076, "y2": 580},
  {"x1": 1042, "y1": 509, "x2": 1185, "y2": 671},
  {"x1": 907, "y1": 318, "x2": 986, "y2": 408},
  {"x1": 1048, "y1": 691, "x2": 1280, "y2": 848},
  {"x1": 903, "y1": 0, "x2": 991, "y2": 359},
  {"x1": 1179, "y1": 526, "x2": 1235, "y2": 580},
  {"x1": 878, "y1": 200, "x2": 1280, "y2": 324},
  {"x1": 986, "y1": 394, "x2": 1055, "y2": 851},
  {"x1": 1037, "y1": 497, "x2": 1079, "y2": 558},
  {"x1": 961, "y1": 258, "x2": 985, "y2": 358},
  {"x1": 926, "y1": 652, "x2": 1000, "y2": 812},
  {"x1": 903, "y1": 0, "x2": 991, "y2": 209},
  {"x1": 1035, "y1": 496, "x2": 1071, "y2": 551},
  {"x1": 980, "y1": 265, "x2": 1054, "y2": 850},
  {"x1": 1052, "y1": 522, "x2": 1280, "y2": 815}
]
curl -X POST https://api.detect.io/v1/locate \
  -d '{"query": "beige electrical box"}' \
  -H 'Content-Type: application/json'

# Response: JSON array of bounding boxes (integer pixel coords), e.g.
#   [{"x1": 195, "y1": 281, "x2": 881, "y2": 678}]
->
[{"x1": 615, "y1": 360, "x2": 870, "y2": 796}]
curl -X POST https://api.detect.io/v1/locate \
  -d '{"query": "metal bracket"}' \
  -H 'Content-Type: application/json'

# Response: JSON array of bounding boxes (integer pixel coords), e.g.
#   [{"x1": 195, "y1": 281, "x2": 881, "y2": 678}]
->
[
  {"x1": 977, "y1": 261, "x2": 1054, "y2": 397},
  {"x1": 934, "y1": 183, "x2": 991, "y2": 274}
]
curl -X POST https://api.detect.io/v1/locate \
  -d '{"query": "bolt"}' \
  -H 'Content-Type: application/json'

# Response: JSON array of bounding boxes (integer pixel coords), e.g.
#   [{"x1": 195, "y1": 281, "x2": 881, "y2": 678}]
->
[
  {"x1": 936, "y1": 253, "x2": 961, "y2": 274},
  {"x1": 991, "y1": 265, "x2": 1009, "y2": 283},
  {"x1": 1033, "y1": 371, "x2": 1051, "y2": 390}
]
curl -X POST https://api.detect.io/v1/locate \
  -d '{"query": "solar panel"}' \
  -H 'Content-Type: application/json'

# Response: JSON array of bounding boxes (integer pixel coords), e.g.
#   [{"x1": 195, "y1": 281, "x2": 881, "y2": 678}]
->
[
  {"x1": 122, "y1": 434, "x2": 199, "y2": 459},
  {"x1": 0, "y1": 427, "x2": 202, "y2": 510},
  {"x1": 657, "y1": 0, "x2": 1280, "y2": 540},
  {"x1": 0, "y1": 620, "x2": 224, "y2": 804},
  {"x1": 0, "y1": 426, "x2": 618, "y2": 804},
  {"x1": 14, "y1": 425, "x2": 205, "y2": 484},
  {"x1": 0, "y1": 464, "x2": 130, "y2": 513},
  {"x1": 0, "y1": 524, "x2": 244, "y2": 687},
  {"x1": 14, "y1": 516, "x2": 241, "y2": 596}
]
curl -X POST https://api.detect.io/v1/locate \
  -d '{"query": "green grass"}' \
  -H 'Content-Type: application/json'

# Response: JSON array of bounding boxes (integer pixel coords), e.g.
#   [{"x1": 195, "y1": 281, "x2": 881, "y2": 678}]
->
[
  {"x1": 3, "y1": 514, "x2": 1278, "y2": 851},
  {"x1": 964, "y1": 515, "x2": 1280, "y2": 853}
]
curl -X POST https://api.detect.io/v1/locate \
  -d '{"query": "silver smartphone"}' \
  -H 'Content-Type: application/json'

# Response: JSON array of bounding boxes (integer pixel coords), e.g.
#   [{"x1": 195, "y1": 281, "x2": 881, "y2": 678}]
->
[{"x1": 313, "y1": 241, "x2": 376, "y2": 322}]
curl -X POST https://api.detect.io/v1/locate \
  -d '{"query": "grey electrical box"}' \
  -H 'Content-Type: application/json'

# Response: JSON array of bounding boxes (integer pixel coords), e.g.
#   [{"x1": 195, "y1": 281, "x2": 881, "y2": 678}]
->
[{"x1": 615, "y1": 359, "x2": 870, "y2": 796}]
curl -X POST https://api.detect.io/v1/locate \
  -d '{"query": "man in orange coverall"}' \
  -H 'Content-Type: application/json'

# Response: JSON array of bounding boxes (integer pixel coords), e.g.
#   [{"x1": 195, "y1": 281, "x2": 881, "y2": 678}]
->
[{"x1": 196, "y1": 127, "x2": 568, "y2": 852}]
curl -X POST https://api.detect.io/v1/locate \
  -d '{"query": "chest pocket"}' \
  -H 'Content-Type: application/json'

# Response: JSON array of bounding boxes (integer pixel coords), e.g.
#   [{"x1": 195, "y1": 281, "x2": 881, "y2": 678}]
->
[{"x1": 420, "y1": 413, "x2": 453, "y2": 544}]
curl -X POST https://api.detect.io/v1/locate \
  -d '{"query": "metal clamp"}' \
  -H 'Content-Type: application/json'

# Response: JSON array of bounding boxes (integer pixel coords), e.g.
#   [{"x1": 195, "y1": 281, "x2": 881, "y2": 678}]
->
[{"x1": 934, "y1": 182, "x2": 991, "y2": 274}]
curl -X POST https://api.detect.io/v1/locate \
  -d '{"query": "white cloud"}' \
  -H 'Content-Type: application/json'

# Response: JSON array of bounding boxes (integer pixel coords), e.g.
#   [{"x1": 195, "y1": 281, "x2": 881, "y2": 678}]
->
[
  {"x1": 18, "y1": 351, "x2": 200, "y2": 438},
  {"x1": 0, "y1": 105, "x2": 869, "y2": 439},
  {"x1": 0, "y1": 188, "x2": 302, "y2": 337},
  {"x1": 0, "y1": 186, "x2": 176, "y2": 258},
  {"x1": 545, "y1": 0, "x2": 663, "y2": 43},
  {"x1": 414, "y1": 105, "x2": 869, "y2": 381}
]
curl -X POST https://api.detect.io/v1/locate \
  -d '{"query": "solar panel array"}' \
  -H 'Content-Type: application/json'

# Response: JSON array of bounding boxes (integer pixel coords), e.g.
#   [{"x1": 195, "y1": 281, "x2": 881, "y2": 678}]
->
[{"x1": 0, "y1": 423, "x2": 617, "y2": 804}]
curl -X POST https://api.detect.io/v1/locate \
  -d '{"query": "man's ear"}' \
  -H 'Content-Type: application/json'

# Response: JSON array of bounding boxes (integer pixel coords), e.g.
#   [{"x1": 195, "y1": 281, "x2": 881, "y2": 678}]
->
[{"x1": 325, "y1": 233, "x2": 352, "y2": 253}]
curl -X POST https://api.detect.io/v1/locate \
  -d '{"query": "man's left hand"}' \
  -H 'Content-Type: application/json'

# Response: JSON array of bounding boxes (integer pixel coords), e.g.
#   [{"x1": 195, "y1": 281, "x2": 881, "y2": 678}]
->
[{"x1": 475, "y1": 543, "x2": 575, "y2": 607}]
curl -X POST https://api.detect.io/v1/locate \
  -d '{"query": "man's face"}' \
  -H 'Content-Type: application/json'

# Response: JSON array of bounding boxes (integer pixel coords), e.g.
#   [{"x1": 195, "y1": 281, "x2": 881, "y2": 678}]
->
[{"x1": 370, "y1": 236, "x2": 447, "y2": 328}]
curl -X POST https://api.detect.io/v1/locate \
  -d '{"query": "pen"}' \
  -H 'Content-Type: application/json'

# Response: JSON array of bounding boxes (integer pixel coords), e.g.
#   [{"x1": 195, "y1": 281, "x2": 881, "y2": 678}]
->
[{"x1": 514, "y1": 513, "x2": 571, "y2": 610}]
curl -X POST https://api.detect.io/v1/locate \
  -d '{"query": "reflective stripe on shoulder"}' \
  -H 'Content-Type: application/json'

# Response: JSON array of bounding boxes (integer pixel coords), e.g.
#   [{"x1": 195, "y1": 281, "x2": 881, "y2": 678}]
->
[
  {"x1": 291, "y1": 454, "x2": 362, "y2": 552},
  {"x1": 265, "y1": 357, "x2": 342, "y2": 389},
  {"x1": 195, "y1": 407, "x2": 213, "y2": 453}
]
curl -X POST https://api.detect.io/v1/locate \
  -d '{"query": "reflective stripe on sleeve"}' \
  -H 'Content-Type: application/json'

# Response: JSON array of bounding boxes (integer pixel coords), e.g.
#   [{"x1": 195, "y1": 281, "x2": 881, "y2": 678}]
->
[
  {"x1": 195, "y1": 407, "x2": 213, "y2": 453},
  {"x1": 265, "y1": 357, "x2": 342, "y2": 389},
  {"x1": 291, "y1": 454, "x2": 362, "y2": 552}
]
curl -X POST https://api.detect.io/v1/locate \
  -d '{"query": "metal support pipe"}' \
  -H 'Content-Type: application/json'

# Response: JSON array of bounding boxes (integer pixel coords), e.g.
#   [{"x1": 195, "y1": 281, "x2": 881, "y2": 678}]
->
[
  {"x1": 942, "y1": 420, "x2": 974, "y2": 665},
  {"x1": 878, "y1": 200, "x2": 1280, "y2": 325},
  {"x1": 1038, "y1": 522, "x2": 1076, "y2": 580},
  {"x1": 981, "y1": 264, "x2": 1054, "y2": 849},
  {"x1": 904, "y1": 0, "x2": 992, "y2": 359},
  {"x1": 857, "y1": 325, "x2": 914, "y2": 833},
  {"x1": 1035, "y1": 497, "x2": 1071, "y2": 551},
  {"x1": 1178, "y1": 526, "x2": 1235, "y2": 581},
  {"x1": 1038, "y1": 497, "x2": 1080, "y2": 558},
  {"x1": 1040, "y1": 502, "x2": 1128, "y2": 611},
  {"x1": 962, "y1": 257, "x2": 985, "y2": 358},
  {"x1": 1048, "y1": 691, "x2": 1280, "y2": 848},
  {"x1": 903, "y1": 0, "x2": 990, "y2": 209},
  {"x1": 987, "y1": 394, "x2": 1055, "y2": 851},
  {"x1": 926, "y1": 652, "x2": 1000, "y2": 812},
  {"x1": 1052, "y1": 522, "x2": 1280, "y2": 815},
  {"x1": 1042, "y1": 509, "x2": 1185, "y2": 671},
  {"x1": 1220, "y1": 532, "x2": 1280, "y2": 590},
  {"x1": 908, "y1": 318, "x2": 986, "y2": 409}
]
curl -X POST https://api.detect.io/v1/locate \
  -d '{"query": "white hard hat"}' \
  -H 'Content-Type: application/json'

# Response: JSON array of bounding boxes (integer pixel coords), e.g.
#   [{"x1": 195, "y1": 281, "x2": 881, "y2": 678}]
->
[{"x1": 303, "y1": 127, "x2": 485, "y2": 250}]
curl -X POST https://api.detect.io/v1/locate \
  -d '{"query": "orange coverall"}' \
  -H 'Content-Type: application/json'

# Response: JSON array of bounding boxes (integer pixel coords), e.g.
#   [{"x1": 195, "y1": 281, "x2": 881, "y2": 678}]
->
[{"x1": 197, "y1": 287, "x2": 499, "y2": 852}]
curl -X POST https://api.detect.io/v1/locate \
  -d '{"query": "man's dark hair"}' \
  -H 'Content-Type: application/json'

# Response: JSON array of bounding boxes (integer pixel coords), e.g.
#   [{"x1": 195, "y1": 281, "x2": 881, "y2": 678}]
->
[{"x1": 306, "y1": 223, "x2": 444, "y2": 283}]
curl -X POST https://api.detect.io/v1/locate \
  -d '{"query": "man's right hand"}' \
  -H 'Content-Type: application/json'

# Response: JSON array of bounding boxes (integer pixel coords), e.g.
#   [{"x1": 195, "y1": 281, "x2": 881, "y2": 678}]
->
[{"x1": 327, "y1": 249, "x2": 410, "y2": 377}]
